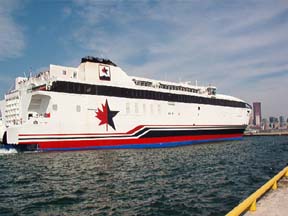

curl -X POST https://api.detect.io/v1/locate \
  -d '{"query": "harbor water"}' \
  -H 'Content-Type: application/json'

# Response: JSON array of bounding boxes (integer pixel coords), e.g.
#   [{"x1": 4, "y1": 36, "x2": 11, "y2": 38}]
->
[{"x1": 0, "y1": 136, "x2": 287, "y2": 216}]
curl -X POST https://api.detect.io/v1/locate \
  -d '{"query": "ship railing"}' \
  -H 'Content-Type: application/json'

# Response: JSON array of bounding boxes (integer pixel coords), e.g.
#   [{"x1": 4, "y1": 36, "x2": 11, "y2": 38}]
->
[
  {"x1": 132, "y1": 78, "x2": 202, "y2": 94},
  {"x1": 226, "y1": 166, "x2": 288, "y2": 216}
]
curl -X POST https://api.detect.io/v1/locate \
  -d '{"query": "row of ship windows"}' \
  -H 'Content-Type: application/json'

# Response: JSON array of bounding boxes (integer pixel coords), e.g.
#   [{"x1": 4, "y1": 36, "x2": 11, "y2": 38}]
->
[
  {"x1": 52, "y1": 104, "x2": 81, "y2": 112},
  {"x1": 5, "y1": 104, "x2": 19, "y2": 109},
  {"x1": 5, "y1": 111, "x2": 19, "y2": 115},
  {"x1": 126, "y1": 103, "x2": 161, "y2": 115},
  {"x1": 5, "y1": 101, "x2": 20, "y2": 106},
  {"x1": 49, "y1": 81, "x2": 246, "y2": 108},
  {"x1": 5, "y1": 114, "x2": 20, "y2": 117},
  {"x1": 52, "y1": 103, "x2": 178, "y2": 116},
  {"x1": 5, "y1": 96, "x2": 19, "y2": 102},
  {"x1": 52, "y1": 103, "x2": 162, "y2": 115}
]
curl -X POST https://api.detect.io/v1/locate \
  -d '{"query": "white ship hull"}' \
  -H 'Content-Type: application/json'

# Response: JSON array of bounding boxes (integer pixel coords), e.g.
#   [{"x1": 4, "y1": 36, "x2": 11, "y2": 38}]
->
[{"x1": 1, "y1": 57, "x2": 251, "y2": 151}]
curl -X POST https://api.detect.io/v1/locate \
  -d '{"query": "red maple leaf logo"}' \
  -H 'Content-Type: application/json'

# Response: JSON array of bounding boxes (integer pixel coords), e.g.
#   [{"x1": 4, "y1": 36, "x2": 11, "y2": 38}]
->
[
  {"x1": 95, "y1": 100, "x2": 119, "y2": 131},
  {"x1": 96, "y1": 103, "x2": 108, "y2": 126}
]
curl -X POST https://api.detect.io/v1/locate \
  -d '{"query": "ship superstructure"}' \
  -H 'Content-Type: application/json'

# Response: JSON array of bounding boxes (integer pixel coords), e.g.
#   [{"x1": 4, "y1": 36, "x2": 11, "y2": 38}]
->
[{"x1": 0, "y1": 56, "x2": 251, "y2": 151}]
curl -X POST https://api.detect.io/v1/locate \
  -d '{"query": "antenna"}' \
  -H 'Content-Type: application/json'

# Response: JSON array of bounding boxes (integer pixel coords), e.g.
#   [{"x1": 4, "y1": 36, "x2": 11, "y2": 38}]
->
[{"x1": 29, "y1": 67, "x2": 32, "y2": 78}]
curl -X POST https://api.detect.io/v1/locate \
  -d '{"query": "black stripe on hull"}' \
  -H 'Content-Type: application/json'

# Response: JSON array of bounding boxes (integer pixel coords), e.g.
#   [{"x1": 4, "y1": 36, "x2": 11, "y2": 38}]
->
[
  {"x1": 141, "y1": 128, "x2": 245, "y2": 138},
  {"x1": 48, "y1": 81, "x2": 248, "y2": 108}
]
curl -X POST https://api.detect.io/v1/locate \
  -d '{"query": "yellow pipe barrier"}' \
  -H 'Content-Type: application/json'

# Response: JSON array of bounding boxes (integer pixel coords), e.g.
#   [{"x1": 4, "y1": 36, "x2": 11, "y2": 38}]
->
[{"x1": 226, "y1": 166, "x2": 288, "y2": 216}]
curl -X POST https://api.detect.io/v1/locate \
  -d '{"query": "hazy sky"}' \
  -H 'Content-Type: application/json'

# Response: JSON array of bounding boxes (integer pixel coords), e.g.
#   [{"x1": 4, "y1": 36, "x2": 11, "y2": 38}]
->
[{"x1": 0, "y1": 0, "x2": 287, "y2": 118}]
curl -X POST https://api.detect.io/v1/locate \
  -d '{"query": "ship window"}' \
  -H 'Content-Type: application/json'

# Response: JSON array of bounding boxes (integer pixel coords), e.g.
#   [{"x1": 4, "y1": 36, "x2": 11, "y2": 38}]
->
[
  {"x1": 76, "y1": 84, "x2": 83, "y2": 93},
  {"x1": 85, "y1": 86, "x2": 92, "y2": 94},
  {"x1": 135, "y1": 103, "x2": 138, "y2": 113},
  {"x1": 94, "y1": 86, "x2": 98, "y2": 95},
  {"x1": 135, "y1": 90, "x2": 139, "y2": 98},
  {"x1": 150, "y1": 104, "x2": 154, "y2": 114},
  {"x1": 63, "y1": 70, "x2": 67, "y2": 75},
  {"x1": 126, "y1": 103, "x2": 130, "y2": 114},
  {"x1": 76, "y1": 105, "x2": 81, "y2": 112},
  {"x1": 52, "y1": 104, "x2": 58, "y2": 111},
  {"x1": 73, "y1": 72, "x2": 77, "y2": 78}
]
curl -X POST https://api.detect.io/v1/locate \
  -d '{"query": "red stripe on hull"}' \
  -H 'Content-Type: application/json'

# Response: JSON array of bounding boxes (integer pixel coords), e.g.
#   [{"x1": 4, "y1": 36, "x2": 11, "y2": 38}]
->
[{"x1": 19, "y1": 134, "x2": 243, "y2": 150}]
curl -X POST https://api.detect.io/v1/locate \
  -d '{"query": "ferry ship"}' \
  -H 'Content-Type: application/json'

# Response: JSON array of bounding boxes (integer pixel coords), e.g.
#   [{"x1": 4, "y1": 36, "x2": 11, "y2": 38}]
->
[{"x1": 0, "y1": 56, "x2": 251, "y2": 151}]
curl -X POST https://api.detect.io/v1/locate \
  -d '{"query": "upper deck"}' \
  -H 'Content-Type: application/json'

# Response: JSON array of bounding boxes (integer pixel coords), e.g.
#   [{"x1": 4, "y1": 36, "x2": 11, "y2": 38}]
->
[{"x1": 6, "y1": 56, "x2": 248, "y2": 109}]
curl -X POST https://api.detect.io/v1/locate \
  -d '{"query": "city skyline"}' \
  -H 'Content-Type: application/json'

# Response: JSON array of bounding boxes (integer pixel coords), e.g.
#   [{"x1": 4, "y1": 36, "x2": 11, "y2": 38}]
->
[
  {"x1": 0, "y1": 0, "x2": 288, "y2": 117},
  {"x1": 250, "y1": 101, "x2": 287, "y2": 130},
  {"x1": 251, "y1": 101, "x2": 288, "y2": 120}
]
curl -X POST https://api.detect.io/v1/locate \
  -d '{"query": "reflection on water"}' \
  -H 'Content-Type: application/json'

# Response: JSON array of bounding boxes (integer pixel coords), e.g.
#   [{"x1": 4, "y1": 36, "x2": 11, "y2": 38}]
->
[
  {"x1": 0, "y1": 136, "x2": 287, "y2": 216},
  {"x1": 0, "y1": 147, "x2": 18, "y2": 154}
]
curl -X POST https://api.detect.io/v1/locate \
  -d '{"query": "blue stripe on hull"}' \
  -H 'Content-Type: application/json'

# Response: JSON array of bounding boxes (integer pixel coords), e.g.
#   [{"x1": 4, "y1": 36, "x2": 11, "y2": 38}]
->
[{"x1": 42, "y1": 137, "x2": 242, "y2": 152}]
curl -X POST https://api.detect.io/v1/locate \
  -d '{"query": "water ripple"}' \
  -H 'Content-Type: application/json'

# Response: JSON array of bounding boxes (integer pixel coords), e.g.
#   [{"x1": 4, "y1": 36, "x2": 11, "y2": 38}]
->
[{"x1": 0, "y1": 136, "x2": 287, "y2": 215}]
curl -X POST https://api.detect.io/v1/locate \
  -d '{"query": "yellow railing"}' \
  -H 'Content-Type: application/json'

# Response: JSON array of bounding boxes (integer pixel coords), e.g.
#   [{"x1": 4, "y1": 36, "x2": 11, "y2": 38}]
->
[{"x1": 226, "y1": 166, "x2": 288, "y2": 216}]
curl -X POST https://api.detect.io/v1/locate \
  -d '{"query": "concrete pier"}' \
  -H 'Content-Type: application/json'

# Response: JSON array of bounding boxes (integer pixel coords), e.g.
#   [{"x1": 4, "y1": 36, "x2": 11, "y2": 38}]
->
[
  {"x1": 244, "y1": 176, "x2": 288, "y2": 216},
  {"x1": 244, "y1": 129, "x2": 288, "y2": 136}
]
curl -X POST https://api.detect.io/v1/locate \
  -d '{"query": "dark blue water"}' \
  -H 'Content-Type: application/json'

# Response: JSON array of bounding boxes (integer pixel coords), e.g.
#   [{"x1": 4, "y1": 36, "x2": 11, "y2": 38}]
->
[{"x1": 0, "y1": 136, "x2": 287, "y2": 216}]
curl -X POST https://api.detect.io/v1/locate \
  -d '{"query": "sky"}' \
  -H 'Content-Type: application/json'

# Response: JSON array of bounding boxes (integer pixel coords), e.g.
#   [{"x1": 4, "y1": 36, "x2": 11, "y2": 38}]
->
[{"x1": 0, "y1": 0, "x2": 288, "y2": 118}]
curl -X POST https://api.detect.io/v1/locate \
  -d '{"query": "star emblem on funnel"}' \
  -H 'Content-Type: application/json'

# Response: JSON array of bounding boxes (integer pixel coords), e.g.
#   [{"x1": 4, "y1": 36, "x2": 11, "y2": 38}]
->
[
  {"x1": 95, "y1": 99, "x2": 119, "y2": 131},
  {"x1": 102, "y1": 67, "x2": 108, "y2": 74}
]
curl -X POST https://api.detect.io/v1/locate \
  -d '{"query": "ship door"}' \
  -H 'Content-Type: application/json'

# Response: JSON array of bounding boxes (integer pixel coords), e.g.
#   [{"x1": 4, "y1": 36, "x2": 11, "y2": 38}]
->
[{"x1": 28, "y1": 94, "x2": 51, "y2": 119}]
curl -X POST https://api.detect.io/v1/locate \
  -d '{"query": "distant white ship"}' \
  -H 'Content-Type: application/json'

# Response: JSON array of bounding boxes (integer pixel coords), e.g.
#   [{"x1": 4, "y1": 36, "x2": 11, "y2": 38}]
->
[{"x1": 0, "y1": 56, "x2": 251, "y2": 151}]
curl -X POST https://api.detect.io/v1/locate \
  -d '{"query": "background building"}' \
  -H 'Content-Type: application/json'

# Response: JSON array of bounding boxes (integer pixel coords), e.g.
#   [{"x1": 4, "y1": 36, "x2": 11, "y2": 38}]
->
[
  {"x1": 279, "y1": 116, "x2": 285, "y2": 128},
  {"x1": 269, "y1": 117, "x2": 279, "y2": 129},
  {"x1": 253, "y1": 102, "x2": 262, "y2": 128},
  {"x1": 262, "y1": 118, "x2": 269, "y2": 130}
]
